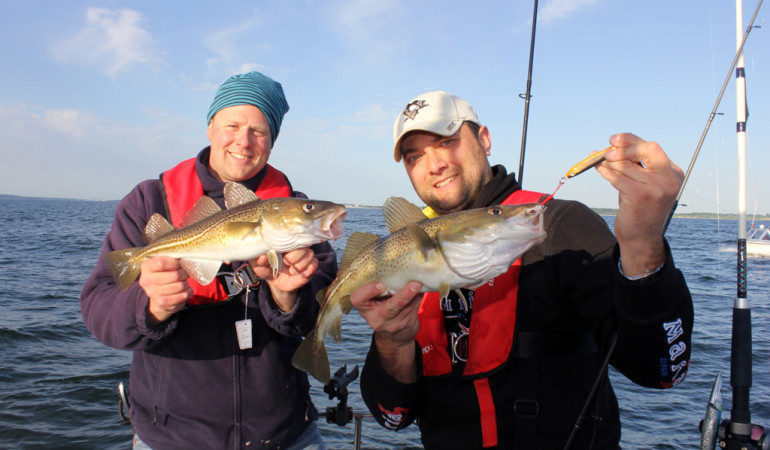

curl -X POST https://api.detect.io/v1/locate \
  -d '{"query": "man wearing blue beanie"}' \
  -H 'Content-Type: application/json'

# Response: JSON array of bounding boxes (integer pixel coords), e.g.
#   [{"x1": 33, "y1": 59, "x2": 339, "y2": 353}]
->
[{"x1": 81, "y1": 72, "x2": 333, "y2": 449}]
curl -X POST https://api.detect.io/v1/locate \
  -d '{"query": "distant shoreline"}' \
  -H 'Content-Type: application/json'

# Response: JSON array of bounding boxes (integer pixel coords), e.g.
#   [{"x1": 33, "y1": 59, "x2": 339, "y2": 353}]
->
[
  {"x1": 591, "y1": 207, "x2": 770, "y2": 221},
  {"x1": 2, "y1": 194, "x2": 767, "y2": 220}
]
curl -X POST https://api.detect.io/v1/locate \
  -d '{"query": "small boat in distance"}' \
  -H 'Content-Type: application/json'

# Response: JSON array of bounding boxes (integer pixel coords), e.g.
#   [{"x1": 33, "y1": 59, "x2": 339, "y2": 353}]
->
[{"x1": 747, "y1": 224, "x2": 770, "y2": 256}]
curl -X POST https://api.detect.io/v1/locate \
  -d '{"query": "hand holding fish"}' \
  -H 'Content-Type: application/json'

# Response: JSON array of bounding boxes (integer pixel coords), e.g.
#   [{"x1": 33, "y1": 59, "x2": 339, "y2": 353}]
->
[
  {"x1": 594, "y1": 132, "x2": 684, "y2": 276},
  {"x1": 139, "y1": 256, "x2": 193, "y2": 326},
  {"x1": 351, "y1": 281, "x2": 423, "y2": 384},
  {"x1": 250, "y1": 247, "x2": 320, "y2": 312}
]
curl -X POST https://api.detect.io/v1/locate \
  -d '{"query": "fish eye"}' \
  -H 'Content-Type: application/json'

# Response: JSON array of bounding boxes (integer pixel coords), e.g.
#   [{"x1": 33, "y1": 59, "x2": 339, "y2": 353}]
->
[
  {"x1": 489, "y1": 207, "x2": 503, "y2": 215},
  {"x1": 303, "y1": 202, "x2": 316, "y2": 213}
]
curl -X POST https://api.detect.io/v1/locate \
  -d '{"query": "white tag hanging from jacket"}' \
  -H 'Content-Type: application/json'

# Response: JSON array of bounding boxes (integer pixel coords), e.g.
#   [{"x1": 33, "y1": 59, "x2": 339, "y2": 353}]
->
[{"x1": 235, "y1": 289, "x2": 252, "y2": 350}]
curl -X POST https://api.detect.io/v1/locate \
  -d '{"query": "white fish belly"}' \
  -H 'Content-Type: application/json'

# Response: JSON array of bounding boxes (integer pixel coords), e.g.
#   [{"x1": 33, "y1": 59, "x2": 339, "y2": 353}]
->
[{"x1": 151, "y1": 237, "x2": 269, "y2": 262}]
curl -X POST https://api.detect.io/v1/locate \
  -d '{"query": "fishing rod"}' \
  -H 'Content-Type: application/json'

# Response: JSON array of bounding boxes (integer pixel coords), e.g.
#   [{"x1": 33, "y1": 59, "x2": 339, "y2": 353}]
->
[
  {"x1": 562, "y1": 2, "x2": 764, "y2": 448},
  {"x1": 703, "y1": 0, "x2": 768, "y2": 448},
  {"x1": 679, "y1": 0, "x2": 768, "y2": 448},
  {"x1": 517, "y1": 0, "x2": 539, "y2": 187},
  {"x1": 664, "y1": 0, "x2": 763, "y2": 231}
]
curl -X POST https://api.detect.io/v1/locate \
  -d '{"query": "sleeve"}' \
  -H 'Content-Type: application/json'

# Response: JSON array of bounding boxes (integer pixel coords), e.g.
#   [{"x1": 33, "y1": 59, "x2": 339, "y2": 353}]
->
[
  {"x1": 360, "y1": 338, "x2": 422, "y2": 431},
  {"x1": 609, "y1": 241, "x2": 693, "y2": 388},
  {"x1": 79, "y1": 180, "x2": 178, "y2": 351},
  {"x1": 548, "y1": 201, "x2": 693, "y2": 389}
]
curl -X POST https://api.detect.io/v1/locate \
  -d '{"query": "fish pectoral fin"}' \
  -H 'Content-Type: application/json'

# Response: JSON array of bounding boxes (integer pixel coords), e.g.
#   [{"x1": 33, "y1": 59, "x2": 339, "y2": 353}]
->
[
  {"x1": 382, "y1": 197, "x2": 429, "y2": 234},
  {"x1": 439, "y1": 283, "x2": 451, "y2": 301},
  {"x1": 267, "y1": 250, "x2": 282, "y2": 278},
  {"x1": 405, "y1": 224, "x2": 438, "y2": 259},
  {"x1": 144, "y1": 214, "x2": 175, "y2": 244},
  {"x1": 222, "y1": 221, "x2": 261, "y2": 239},
  {"x1": 180, "y1": 259, "x2": 222, "y2": 285},
  {"x1": 224, "y1": 181, "x2": 260, "y2": 209},
  {"x1": 181, "y1": 196, "x2": 222, "y2": 228}
]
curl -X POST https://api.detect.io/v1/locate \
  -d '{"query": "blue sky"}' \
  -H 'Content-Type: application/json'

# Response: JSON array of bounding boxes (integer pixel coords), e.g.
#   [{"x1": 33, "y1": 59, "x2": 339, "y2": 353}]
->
[{"x1": 1, "y1": 0, "x2": 767, "y2": 215}]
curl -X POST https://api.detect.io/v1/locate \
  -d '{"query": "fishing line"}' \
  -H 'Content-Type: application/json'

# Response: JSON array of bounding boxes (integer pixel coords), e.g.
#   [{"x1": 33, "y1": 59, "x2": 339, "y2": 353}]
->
[{"x1": 539, "y1": 146, "x2": 615, "y2": 206}]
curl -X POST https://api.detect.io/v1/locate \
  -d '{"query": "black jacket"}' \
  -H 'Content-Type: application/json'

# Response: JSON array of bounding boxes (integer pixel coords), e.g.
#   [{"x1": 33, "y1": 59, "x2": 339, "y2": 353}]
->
[{"x1": 360, "y1": 165, "x2": 693, "y2": 449}]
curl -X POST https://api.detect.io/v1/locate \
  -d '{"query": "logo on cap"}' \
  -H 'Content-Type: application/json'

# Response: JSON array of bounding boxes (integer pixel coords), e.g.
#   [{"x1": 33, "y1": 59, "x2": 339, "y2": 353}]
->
[{"x1": 402, "y1": 100, "x2": 428, "y2": 121}]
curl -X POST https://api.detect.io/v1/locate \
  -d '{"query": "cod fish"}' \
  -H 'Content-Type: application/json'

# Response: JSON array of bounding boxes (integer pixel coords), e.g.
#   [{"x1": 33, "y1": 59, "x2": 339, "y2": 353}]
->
[
  {"x1": 292, "y1": 197, "x2": 546, "y2": 384},
  {"x1": 105, "y1": 181, "x2": 347, "y2": 291}
]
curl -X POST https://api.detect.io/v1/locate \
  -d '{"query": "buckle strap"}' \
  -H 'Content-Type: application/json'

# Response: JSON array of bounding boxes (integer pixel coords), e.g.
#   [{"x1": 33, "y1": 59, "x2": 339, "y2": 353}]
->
[
  {"x1": 217, "y1": 264, "x2": 262, "y2": 298},
  {"x1": 473, "y1": 378, "x2": 498, "y2": 448}
]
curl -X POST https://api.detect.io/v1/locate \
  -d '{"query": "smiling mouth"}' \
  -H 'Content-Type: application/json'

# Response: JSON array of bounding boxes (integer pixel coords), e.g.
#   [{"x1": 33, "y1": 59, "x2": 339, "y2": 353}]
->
[
  {"x1": 229, "y1": 152, "x2": 252, "y2": 161},
  {"x1": 435, "y1": 176, "x2": 456, "y2": 188}
]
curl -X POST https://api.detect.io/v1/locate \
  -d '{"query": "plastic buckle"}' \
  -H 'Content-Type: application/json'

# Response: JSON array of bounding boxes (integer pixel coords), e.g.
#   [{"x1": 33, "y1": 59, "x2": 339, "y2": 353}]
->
[{"x1": 514, "y1": 399, "x2": 539, "y2": 419}]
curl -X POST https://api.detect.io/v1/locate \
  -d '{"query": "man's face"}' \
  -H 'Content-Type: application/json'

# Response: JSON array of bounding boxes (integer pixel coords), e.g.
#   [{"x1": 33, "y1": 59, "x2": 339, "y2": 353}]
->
[
  {"x1": 206, "y1": 104, "x2": 272, "y2": 182},
  {"x1": 400, "y1": 123, "x2": 493, "y2": 214}
]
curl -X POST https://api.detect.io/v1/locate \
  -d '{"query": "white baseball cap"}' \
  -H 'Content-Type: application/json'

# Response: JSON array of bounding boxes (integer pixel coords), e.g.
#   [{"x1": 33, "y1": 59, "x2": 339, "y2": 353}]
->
[{"x1": 392, "y1": 91, "x2": 481, "y2": 162}]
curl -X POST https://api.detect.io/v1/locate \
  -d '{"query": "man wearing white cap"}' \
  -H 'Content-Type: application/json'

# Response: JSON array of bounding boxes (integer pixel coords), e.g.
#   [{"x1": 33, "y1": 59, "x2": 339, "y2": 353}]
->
[
  {"x1": 351, "y1": 91, "x2": 693, "y2": 448},
  {"x1": 81, "y1": 72, "x2": 332, "y2": 449}
]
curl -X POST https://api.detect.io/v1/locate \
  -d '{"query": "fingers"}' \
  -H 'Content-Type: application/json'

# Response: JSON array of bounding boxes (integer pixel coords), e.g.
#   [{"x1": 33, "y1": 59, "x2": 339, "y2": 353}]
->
[
  {"x1": 350, "y1": 281, "x2": 390, "y2": 308},
  {"x1": 138, "y1": 257, "x2": 192, "y2": 325},
  {"x1": 251, "y1": 248, "x2": 319, "y2": 280},
  {"x1": 599, "y1": 133, "x2": 684, "y2": 193},
  {"x1": 351, "y1": 281, "x2": 423, "y2": 337},
  {"x1": 282, "y1": 248, "x2": 318, "y2": 278}
]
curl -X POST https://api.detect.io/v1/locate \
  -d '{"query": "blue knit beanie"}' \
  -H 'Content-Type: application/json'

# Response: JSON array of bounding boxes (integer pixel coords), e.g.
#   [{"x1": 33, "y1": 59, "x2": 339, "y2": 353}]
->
[{"x1": 206, "y1": 71, "x2": 290, "y2": 145}]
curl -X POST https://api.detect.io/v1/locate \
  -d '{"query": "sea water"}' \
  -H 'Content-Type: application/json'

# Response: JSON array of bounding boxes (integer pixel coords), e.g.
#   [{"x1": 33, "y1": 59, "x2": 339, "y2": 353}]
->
[{"x1": 1, "y1": 196, "x2": 769, "y2": 449}]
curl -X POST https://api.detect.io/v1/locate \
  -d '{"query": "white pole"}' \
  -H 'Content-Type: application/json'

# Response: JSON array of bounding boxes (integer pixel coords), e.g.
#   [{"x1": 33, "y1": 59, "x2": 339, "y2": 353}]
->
[
  {"x1": 736, "y1": 0, "x2": 748, "y2": 240},
  {"x1": 730, "y1": 0, "x2": 753, "y2": 441}
]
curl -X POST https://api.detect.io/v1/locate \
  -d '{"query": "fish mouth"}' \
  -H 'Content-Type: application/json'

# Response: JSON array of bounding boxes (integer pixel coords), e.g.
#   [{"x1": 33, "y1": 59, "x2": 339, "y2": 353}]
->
[
  {"x1": 317, "y1": 207, "x2": 347, "y2": 240},
  {"x1": 506, "y1": 204, "x2": 546, "y2": 238}
]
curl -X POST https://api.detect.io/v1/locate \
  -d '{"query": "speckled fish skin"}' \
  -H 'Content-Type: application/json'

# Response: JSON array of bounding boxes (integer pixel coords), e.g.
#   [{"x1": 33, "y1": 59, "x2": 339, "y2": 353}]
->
[
  {"x1": 104, "y1": 181, "x2": 346, "y2": 291},
  {"x1": 292, "y1": 198, "x2": 546, "y2": 384}
]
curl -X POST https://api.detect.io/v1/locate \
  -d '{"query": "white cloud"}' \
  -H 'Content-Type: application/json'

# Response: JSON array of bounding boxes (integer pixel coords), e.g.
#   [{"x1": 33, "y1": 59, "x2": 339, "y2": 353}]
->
[
  {"x1": 42, "y1": 108, "x2": 100, "y2": 138},
  {"x1": 50, "y1": 8, "x2": 162, "y2": 77},
  {"x1": 539, "y1": 0, "x2": 601, "y2": 25},
  {"x1": 0, "y1": 103, "x2": 204, "y2": 200}
]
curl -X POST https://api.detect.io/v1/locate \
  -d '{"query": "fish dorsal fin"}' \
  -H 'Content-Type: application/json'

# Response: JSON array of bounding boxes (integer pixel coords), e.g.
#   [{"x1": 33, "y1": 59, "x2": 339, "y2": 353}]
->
[
  {"x1": 144, "y1": 213, "x2": 175, "y2": 244},
  {"x1": 181, "y1": 196, "x2": 222, "y2": 228},
  {"x1": 405, "y1": 223, "x2": 437, "y2": 259},
  {"x1": 339, "y1": 232, "x2": 379, "y2": 271},
  {"x1": 383, "y1": 197, "x2": 428, "y2": 234},
  {"x1": 224, "y1": 181, "x2": 260, "y2": 210}
]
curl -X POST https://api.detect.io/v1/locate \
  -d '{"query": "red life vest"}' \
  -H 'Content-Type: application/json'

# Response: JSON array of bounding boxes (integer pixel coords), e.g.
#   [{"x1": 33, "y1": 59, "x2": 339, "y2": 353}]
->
[
  {"x1": 415, "y1": 189, "x2": 545, "y2": 447},
  {"x1": 161, "y1": 158, "x2": 292, "y2": 305}
]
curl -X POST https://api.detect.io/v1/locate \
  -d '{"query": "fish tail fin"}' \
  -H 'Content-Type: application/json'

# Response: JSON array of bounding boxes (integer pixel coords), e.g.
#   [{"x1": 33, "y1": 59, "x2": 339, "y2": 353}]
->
[
  {"x1": 292, "y1": 329, "x2": 331, "y2": 385},
  {"x1": 103, "y1": 247, "x2": 143, "y2": 291}
]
